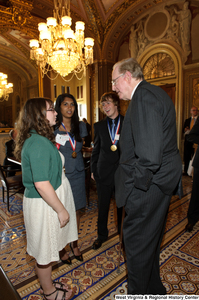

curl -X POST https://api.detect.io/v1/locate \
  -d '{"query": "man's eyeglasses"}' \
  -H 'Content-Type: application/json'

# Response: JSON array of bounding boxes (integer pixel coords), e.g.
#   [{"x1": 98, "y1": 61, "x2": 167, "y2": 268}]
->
[{"x1": 111, "y1": 73, "x2": 124, "y2": 86}]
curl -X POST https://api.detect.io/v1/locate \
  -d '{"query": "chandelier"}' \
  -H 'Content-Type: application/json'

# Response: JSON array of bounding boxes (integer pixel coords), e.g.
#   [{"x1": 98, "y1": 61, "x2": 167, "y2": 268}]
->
[
  {"x1": 0, "y1": 72, "x2": 13, "y2": 102},
  {"x1": 29, "y1": 0, "x2": 94, "y2": 80}
]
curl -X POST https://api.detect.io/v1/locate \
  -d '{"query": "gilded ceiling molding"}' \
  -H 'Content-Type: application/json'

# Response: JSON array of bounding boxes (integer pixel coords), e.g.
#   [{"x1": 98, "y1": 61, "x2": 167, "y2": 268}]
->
[
  {"x1": 99, "y1": 0, "x2": 119, "y2": 14},
  {"x1": 0, "y1": 0, "x2": 39, "y2": 37},
  {"x1": 104, "y1": 0, "x2": 142, "y2": 36},
  {"x1": 10, "y1": 0, "x2": 33, "y2": 26},
  {"x1": 0, "y1": 3, "x2": 46, "y2": 45},
  {"x1": 0, "y1": 27, "x2": 8, "y2": 34},
  {"x1": 0, "y1": 51, "x2": 35, "y2": 81},
  {"x1": 3, "y1": 33, "x2": 31, "y2": 60},
  {"x1": 99, "y1": 0, "x2": 108, "y2": 14},
  {"x1": 83, "y1": 0, "x2": 104, "y2": 45}
]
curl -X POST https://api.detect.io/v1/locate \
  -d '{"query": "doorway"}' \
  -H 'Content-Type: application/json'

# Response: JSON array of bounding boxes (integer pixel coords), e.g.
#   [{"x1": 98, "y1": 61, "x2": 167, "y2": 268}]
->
[{"x1": 160, "y1": 83, "x2": 176, "y2": 105}]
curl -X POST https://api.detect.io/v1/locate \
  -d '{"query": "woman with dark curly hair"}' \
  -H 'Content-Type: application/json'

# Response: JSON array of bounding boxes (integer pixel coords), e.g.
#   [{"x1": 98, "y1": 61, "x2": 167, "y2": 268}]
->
[
  {"x1": 54, "y1": 93, "x2": 87, "y2": 262},
  {"x1": 14, "y1": 98, "x2": 77, "y2": 300}
]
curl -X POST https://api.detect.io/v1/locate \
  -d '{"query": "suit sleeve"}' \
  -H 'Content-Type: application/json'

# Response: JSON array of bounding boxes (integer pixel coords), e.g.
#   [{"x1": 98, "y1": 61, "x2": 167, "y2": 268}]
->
[
  {"x1": 130, "y1": 88, "x2": 163, "y2": 191},
  {"x1": 90, "y1": 123, "x2": 100, "y2": 175},
  {"x1": 187, "y1": 117, "x2": 199, "y2": 144}
]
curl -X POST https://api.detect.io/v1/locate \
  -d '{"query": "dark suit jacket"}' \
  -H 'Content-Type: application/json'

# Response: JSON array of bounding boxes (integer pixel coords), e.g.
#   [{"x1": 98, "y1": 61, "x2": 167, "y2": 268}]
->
[
  {"x1": 91, "y1": 114, "x2": 124, "y2": 186},
  {"x1": 115, "y1": 80, "x2": 182, "y2": 207},
  {"x1": 183, "y1": 117, "x2": 193, "y2": 145},
  {"x1": 183, "y1": 117, "x2": 198, "y2": 152},
  {"x1": 187, "y1": 117, "x2": 199, "y2": 168},
  {"x1": 183, "y1": 117, "x2": 192, "y2": 132}
]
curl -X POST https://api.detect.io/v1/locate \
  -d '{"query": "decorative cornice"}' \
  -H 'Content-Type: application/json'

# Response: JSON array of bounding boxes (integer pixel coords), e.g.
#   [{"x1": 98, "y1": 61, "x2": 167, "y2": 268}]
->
[
  {"x1": 83, "y1": 0, "x2": 104, "y2": 45},
  {"x1": 9, "y1": 0, "x2": 33, "y2": 26},
  {"x1": 183, "y1": 62, "x2": 199, "y2": 70},
  {"x1": 0, "y1": 2, "x2": 43, "y2": 37}
]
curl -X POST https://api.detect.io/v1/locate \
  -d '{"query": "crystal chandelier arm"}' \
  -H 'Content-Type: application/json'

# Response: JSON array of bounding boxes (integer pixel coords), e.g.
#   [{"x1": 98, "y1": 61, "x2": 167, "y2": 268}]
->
[{"x1": 29, "y1": 0, "x2": 94, "y2": 80}]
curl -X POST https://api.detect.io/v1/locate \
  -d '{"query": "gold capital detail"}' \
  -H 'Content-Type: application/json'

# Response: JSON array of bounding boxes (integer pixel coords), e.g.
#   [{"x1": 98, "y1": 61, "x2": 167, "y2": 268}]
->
[{"x1": 10, "y1": 0, "x2": 33, "y2": 26}]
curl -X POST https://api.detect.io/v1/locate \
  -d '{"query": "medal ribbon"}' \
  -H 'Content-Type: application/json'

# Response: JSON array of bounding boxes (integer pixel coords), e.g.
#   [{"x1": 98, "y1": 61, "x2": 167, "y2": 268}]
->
[
  {"x1": 56, "y1": 143, "x2": 61, "y2": 150},
  {"x1": 61, "y1": 122, "x2": 76, "y2": 151},
  {"x1": 107, "y1": 115, "x2": 120, "y2": 145}
]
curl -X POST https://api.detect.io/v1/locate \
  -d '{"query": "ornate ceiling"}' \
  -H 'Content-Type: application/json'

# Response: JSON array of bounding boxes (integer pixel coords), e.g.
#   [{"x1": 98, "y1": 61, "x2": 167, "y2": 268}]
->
[{"x1": 0, "y1": 0, "x2": 199, "y2": 84}]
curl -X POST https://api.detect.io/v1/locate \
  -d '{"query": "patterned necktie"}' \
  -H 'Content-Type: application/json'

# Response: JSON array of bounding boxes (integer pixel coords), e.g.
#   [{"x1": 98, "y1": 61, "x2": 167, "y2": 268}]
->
[{"x1": 111, "y1": 119, "x2": 115, "y2": 140}]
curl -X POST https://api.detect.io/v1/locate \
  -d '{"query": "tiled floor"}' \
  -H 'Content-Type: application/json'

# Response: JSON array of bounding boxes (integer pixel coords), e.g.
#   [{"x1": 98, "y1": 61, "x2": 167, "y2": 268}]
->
[{"x1": 0, "y1": 175, "x2": 199, "y2": 299}]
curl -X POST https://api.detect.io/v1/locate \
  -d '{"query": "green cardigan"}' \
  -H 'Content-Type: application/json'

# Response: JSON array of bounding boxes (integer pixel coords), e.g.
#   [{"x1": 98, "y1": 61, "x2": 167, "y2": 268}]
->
[{"x1": 21, "y1": 131, "x2": 62, "y2": 198}]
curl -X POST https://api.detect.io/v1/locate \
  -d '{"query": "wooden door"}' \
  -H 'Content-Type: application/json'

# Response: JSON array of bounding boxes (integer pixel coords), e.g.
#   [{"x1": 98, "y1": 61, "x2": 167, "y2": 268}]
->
[{"x1": 160, "y1": 83, "x2": 176, "y2": 105}]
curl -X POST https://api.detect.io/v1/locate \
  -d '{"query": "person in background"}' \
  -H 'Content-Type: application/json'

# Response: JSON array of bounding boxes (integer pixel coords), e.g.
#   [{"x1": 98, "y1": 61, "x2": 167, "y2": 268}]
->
[
  {"x1": 183, "y1": 106, "x2": 198, "y2": 176},
  {"x1": 3, "y1": 129, "x2": 21, "y2": 176},
  {"x1": 82, "y1": 118, "x2": 92, "y2": 147},
  {"x1": 14, "y1": 98, "x2": 76, "y2": 300},
  {"x1": 185, "y1": 117, "x2": 199, "y2": 232},
  {"x1": 55, "y1": 93, "x2": 87, "y2": 262},
  {"x1": 91, "y1": 92, "x2": 124, "y2": 250},
  {"x1": 112, "y1": 58, "x2": 182, "y2": 294}
]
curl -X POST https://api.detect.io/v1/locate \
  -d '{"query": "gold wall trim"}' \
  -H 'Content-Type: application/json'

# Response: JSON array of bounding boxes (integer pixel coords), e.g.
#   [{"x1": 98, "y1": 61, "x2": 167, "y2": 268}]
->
[{"x1": 185, "y1": 70, "x2": 199, "y2": 116}]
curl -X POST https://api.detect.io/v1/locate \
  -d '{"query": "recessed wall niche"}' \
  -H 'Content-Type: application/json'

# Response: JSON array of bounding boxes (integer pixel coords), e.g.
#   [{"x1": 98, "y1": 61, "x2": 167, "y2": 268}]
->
[{"x1": 145, "y1": 10, "x2": 170, "y2": 41}]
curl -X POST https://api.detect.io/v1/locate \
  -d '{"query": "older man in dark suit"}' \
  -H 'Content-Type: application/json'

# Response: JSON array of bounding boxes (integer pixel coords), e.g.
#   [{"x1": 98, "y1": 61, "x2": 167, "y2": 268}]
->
[
  {"x1": 91, "y1": 92, "x2": 124, "y2": 250},
  {"x1": 112, "y1": 58, "x2": 182, "y2": 294}
]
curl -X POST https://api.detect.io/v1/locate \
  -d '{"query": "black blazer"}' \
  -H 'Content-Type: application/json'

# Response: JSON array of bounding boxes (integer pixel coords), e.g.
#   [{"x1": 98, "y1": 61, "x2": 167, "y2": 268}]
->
[
  {"x1": 183, "y1": 117, "x2": 192, "y2": 133},
  {"x1": 187, "y1": 117, "x2": 199, "y2": 168},
  {"x1": 91, "y1": 114, "x2": 124, "y2": 186},
  {"x1": 183, "y1": 116, "x2": 198, "y2": 149}
]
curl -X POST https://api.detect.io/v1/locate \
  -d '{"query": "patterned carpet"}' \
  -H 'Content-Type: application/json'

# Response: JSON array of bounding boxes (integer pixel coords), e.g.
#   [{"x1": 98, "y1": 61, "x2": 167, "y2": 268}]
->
[{"x1": 0, "y1": 175, "x2": 198, "y2": 299}]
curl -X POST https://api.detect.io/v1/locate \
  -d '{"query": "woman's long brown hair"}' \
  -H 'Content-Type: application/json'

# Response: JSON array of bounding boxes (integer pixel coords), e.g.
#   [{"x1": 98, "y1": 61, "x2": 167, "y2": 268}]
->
[{"x1": 14, "y1": 98, "x2": 55, "y2": 160}]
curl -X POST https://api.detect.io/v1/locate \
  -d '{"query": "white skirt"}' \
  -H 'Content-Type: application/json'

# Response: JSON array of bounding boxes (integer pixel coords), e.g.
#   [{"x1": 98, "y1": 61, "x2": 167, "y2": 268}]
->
[{"x1": 23, "y1": 155, "x2": 78, "y2": 265}]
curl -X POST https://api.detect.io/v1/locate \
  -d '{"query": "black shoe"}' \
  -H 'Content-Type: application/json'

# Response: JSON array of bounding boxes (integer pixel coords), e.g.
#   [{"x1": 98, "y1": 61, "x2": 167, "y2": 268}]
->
[
  {"x1": 70, "y1": 244, "x2": 83, "y2": 262},
  {"x1": 185, "y1": 223, "x2": 194, "y2": 232},
  {"x1": 60, "y1": 256, "x2": 72, "y2": 265},
  {"x1": 92, "y1": 238, "x2": 104, "y2": 250}
]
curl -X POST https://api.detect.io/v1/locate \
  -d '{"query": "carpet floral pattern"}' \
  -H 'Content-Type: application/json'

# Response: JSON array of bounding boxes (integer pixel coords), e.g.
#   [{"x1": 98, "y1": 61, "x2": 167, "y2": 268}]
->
[{"x1": 0, "y1": 175, "x2": 199, "y2": 299}]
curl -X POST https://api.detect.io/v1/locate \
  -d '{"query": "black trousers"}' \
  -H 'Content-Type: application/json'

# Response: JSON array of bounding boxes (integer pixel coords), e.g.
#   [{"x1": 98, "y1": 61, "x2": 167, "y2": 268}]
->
[
  {"x1": 96, "y1": 181, "x2": 123, "y2": 241},
  {"x1": 187, "y1": 167, "x2": 199, "y2": 225},
  {"x1": 123, "y1": 184, "x2": 171, "y2": 294}
]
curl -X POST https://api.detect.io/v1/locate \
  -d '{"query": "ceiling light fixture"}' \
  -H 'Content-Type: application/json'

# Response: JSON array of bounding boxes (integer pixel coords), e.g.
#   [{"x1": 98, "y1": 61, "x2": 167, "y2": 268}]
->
[
  {"x1": 29, "y1": 0, "x2": 94, "y2": 81},
  {"x1": 0, "y1": 73, "x2": 13, "y2": 102}
]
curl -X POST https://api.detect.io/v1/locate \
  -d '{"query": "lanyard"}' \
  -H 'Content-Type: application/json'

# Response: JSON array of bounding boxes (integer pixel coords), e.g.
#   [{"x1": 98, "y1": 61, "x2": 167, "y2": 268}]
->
[
  {"x1": 107, "y1": 115, "x2": 120, "y2": 145},
  {"x1": 61, "y1": 122, "x2": 76, "y2": 151}
]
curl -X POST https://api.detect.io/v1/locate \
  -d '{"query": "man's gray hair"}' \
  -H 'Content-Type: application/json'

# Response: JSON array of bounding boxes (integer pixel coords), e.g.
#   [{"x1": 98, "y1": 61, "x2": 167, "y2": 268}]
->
[{"x1": 113, "y1": 58, "x2": 144, "y2": 80}]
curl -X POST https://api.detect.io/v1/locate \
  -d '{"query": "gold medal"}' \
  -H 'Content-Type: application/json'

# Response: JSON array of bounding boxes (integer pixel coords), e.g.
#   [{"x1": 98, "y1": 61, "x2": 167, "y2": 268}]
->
[
  {"x1": 72, "y1": 151, "x2": 77, "y2": 158},
  {"x1": 111, "y1": 145, "x2": 117, "y2": 151}
]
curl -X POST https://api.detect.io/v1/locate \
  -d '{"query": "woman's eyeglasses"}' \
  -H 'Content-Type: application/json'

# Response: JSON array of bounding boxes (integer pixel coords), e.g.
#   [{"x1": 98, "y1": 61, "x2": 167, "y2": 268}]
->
[{"x1": 47, "y1": 108, "x2": 55, "y2": 112}]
